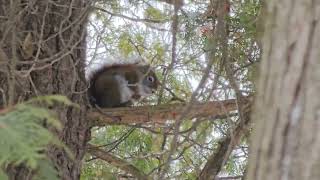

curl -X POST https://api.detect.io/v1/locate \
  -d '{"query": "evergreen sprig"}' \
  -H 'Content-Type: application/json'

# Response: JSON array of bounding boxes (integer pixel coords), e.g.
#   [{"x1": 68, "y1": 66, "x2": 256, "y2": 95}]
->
[{"x1": 0, "y1": 95, "x2": 75, "y2": 180}]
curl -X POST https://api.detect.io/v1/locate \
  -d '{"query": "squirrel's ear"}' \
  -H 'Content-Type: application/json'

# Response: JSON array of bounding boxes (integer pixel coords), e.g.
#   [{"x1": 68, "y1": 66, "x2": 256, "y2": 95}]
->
[{"x1": 140, "y1": 65, "x2": 152, "y2": 73}]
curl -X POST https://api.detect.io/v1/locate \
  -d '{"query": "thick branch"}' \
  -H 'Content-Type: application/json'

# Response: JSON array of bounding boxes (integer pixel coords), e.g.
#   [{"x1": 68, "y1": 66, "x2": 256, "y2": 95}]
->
[
  {"x1": 87, "y1": 144, "x2": 148, "y2": 180},
  {"x1": 89, "y1": 98, "x2": 249, "y2": 126}
]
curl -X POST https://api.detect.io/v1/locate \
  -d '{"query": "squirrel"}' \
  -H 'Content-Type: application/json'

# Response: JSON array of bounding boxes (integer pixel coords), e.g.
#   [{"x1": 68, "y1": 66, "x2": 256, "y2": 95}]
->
[{"x1": 88, "y1": 64, "x2": 159, "y2": 108}]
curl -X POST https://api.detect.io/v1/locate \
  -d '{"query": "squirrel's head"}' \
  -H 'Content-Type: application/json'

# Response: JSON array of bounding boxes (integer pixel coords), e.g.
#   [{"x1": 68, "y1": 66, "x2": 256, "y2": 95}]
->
[{"x1": 138, "y1": 65, "x2": 159, "y2": 96}]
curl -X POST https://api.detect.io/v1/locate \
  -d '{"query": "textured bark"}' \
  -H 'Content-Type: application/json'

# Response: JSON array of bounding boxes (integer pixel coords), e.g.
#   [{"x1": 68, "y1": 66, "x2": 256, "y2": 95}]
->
[
  {"x1": 90, "y1": 98, "x2": 250, "y2": 126},
  {"x1": 247, "y1": 1, "x2": 320, "y2": 180},
  {"x1": 0, "y1": 0, "x2": 90, "y2": 179}
]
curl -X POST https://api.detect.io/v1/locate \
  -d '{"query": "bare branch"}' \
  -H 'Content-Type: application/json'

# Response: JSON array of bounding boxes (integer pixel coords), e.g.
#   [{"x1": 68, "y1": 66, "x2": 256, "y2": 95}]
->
[
  {"x1": 89, "y1": 98, "x2": 250, "y2": 126},
  {"x1": 94, "y1": 7, "x2": 167, "y2": 23},
  {"x1": 199, "y1": 105, "x2": 251, "y2": 180},
  {"x1": 87, "y1": 144, "x2": 149, "y2": 180}
]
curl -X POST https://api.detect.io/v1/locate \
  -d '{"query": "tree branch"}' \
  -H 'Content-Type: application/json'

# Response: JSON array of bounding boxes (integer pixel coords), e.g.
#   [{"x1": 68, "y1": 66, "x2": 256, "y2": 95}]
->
[
  {"x1": 198, "y1": 105, "x2": 251, "y2": 180},
  {"x1": 94, "y1": 7, "x2": 167, "y2": 23},
  {"x1": 89, "y1": 97, "x2": 250, "y2": 126},
  {"x1": 87, "y1": 144, "x2": 149, "y2": 180}
]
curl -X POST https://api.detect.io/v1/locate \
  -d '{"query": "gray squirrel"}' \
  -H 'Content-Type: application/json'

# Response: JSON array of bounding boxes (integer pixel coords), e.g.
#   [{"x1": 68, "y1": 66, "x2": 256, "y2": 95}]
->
[{"x1": 88, "y1": 64, "x2": 159, "y2": 108}]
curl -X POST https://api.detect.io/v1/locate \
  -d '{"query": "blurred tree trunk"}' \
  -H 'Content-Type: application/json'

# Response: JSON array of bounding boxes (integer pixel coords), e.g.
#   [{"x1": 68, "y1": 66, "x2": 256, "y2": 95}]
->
[
  {"x1": 0, "y1": 0, "x2": 90, "y2": 179},
  {"x1": 247, "y1": 1, "x2": 320, "y2": 180}
]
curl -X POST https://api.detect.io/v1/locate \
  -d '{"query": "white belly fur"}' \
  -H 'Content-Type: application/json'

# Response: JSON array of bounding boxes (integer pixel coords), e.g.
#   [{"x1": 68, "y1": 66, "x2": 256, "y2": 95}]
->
[{"x1": 115, "y1": 75, "x2": 134, "y2": 103}]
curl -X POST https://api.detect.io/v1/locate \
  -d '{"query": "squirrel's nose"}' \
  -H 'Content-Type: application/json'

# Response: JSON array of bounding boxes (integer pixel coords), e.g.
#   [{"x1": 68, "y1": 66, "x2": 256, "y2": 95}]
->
[{"x1": 151, "y1": 90, "x2": 156, "y2": 93}]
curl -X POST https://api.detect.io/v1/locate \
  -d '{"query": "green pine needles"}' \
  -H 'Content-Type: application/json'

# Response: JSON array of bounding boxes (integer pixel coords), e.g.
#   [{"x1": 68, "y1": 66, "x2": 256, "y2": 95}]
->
[{"x1": 0, "y1": 95, "x2": 76, "y2": 180}]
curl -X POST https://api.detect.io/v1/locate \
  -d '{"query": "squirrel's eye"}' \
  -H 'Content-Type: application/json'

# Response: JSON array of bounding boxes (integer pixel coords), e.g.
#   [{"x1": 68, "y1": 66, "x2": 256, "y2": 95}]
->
[{"x1": 148, "y1": 76, "x2": 154, "y2": 82}]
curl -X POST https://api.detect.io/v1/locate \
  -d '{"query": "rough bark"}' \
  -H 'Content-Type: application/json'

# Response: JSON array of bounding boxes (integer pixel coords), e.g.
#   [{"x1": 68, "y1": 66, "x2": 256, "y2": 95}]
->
[
  {"x1": 90, "y1": 98, "x2": 250, "y2": 126},
  {"x1": 0, "y1": 0, "x2": 91, "y2": 179},
  {"x1": 247, "y1": 1, "x2": 320, "y2": 180}
]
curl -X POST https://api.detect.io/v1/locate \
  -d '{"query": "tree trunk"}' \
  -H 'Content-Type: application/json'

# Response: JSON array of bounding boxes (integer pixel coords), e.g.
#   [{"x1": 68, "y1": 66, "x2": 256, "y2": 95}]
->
[
  {"x1": 0, "y1": 0, "x2": 90, "y2": 179},
  {"x1": 247, "y1": 1, "x2": 320, "y2": 180}
]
